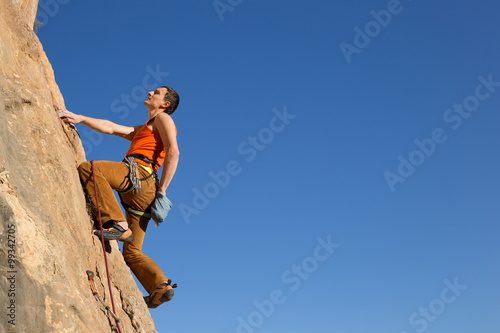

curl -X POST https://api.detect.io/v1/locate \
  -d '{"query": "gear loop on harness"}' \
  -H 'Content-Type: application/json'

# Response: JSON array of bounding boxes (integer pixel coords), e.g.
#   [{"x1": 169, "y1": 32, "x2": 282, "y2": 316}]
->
[
  {"x1": 118, "y1": 154, "x2": 157, "y2": 220},
  {"x1": 124, "y1": 156, "x2": 143, "y2": 193},
  {"x1": 119, "y1": 154, "x2": 158, "y2": 194}
]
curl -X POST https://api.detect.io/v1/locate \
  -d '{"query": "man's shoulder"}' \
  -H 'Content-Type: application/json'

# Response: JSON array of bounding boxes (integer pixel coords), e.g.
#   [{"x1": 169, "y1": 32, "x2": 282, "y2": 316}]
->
[
  {"x1": 155, "y1": 112, "x2": 173, "y2": 121},
  {"x1": 154, "y1": 112, "x2": 175, "y2": 126},
  {"x1": 152, "y1": 112, "x2": 177, "y2": 134}
]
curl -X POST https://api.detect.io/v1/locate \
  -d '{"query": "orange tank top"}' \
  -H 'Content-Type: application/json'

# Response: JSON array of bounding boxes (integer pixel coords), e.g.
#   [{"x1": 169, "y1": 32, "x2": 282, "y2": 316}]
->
[{"x1": 125, "y1": 117, "x2": 174, "y2": 172}]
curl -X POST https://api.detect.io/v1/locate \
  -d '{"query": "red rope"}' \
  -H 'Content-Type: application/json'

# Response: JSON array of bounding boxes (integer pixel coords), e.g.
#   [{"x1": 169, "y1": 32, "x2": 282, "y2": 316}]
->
[{"x1": 90, "y1": 160, "x2": 122, "y2": 333}]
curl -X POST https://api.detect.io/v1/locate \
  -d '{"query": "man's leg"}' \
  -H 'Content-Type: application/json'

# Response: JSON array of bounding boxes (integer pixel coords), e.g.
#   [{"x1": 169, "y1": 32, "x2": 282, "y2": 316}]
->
[
  {"x1": 120, "y1": 167, "x2": 174, "y2": 306},
  {"x1": 122, "y1": 212, "x2": 170, "y2": 294},
  {"x1": 78, "y1": 160, "x2": 129, "y2": 224}
]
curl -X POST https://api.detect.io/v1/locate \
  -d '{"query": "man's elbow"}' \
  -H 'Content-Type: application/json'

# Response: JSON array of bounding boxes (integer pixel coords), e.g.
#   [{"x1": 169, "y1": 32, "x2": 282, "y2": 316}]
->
[{"x1": 167, "y1": 147, "x2": 180, "y2": 159}]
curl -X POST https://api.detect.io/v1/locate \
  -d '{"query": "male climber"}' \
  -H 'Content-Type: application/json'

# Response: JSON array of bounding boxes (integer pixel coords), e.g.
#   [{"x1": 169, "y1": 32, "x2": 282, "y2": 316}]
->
[{"x1": 57, "y1": 86, "x2": 180, "y2": 309}]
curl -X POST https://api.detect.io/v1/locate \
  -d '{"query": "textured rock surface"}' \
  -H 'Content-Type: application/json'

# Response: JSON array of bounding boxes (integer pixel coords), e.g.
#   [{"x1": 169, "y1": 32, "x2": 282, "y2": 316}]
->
[
  {"x1": 0, "y1": 1, "x2": 157, "y2": 332},
  {"x1": 7, "y1": 0, "x2": 38, "y2": 28}
]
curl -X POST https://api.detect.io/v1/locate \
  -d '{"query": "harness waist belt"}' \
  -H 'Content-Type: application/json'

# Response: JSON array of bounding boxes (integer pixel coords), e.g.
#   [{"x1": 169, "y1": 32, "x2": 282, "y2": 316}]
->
[{"x1": 126, "y1": 153, "x2": 154, "y2": 168}]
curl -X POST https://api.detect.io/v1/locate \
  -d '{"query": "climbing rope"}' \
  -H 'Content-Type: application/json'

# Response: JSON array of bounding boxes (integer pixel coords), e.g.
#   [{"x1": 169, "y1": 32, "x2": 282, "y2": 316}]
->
[{"x1": 90, "y1": 160, "x2": 122, "y2": 333}]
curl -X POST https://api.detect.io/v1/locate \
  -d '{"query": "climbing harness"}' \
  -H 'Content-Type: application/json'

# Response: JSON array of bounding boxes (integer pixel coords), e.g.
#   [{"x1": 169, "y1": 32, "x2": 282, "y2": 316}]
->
[
  {"x1": 118, "y1": 154, "x2": 158, "y2": 219},
  {"x1": 121, "y1": 155, "x2": 155, "y2": 193},
  {"x1": 90, "y1": 160, "x2": 122, "y2": 333}
]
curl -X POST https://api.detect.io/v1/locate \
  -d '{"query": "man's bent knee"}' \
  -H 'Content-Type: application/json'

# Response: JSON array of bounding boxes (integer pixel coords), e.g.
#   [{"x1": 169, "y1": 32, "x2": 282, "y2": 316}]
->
[{"x1": 78, "y1": 161, "x2": 91, "y2": 177}]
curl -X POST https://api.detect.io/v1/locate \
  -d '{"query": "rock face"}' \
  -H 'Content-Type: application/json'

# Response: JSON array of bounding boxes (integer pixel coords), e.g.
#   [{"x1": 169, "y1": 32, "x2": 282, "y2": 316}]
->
[
  {"x1": 0, "y1": 1, "x2": 158, "y2": 332},
  {"x1": 7, "y1": 0, "x2": 38, "y2": 28}
]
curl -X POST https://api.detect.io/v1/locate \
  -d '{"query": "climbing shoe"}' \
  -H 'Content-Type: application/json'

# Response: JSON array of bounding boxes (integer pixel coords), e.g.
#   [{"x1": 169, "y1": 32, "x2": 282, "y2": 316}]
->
[
  {"x1": 94, "y1": 224, "x2": 133, "y2": 242},
  {"x1": 144, "y1": 280, "x2": 177, "y2": 309}
]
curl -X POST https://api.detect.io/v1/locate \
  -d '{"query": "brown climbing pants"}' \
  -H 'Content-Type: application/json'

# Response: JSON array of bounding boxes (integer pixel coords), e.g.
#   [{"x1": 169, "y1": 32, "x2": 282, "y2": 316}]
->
[{"x1": 78, "y1": 160, "x2": 168, "y2": 294}]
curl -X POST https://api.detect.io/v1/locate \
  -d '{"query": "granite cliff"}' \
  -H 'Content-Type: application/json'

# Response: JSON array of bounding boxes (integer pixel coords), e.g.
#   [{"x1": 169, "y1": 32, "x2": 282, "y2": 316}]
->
[{"x1": 0, "y1": 1, "x2": 158, "y2": 332}]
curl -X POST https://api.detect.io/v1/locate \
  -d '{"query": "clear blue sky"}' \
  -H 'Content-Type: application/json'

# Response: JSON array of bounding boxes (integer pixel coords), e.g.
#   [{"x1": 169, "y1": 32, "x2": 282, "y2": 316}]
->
[{"x1": 37, "y1": 0, "x2": 500, "y2": 332}]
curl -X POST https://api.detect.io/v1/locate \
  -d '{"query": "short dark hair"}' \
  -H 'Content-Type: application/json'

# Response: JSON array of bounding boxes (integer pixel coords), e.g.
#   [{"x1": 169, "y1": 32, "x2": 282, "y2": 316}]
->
[{"x1": 162, "y1": 86, "x2": 180, "y2": 115}]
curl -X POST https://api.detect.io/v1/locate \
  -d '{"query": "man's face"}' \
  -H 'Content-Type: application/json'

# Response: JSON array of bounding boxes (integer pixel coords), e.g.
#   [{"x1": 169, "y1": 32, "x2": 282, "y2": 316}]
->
[{"x1": 144, "y1": 87, "x2": 169, "y2": 110}]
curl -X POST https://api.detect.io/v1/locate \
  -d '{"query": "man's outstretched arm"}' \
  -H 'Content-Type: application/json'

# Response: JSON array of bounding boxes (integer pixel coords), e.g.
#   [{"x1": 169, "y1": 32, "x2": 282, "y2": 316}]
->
[
  {"x1": 153, "y1": 112, "x2": 179, "y2": 194},
  {"x1": 57, "y1": 109, "x2": 141, "y2": 141}
]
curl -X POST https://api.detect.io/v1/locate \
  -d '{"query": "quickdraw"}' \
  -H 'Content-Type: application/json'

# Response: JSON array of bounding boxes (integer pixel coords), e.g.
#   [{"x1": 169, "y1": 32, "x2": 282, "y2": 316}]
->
[{"x1": 86, "y1": 270, "x2": 120, "y2": 322}]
